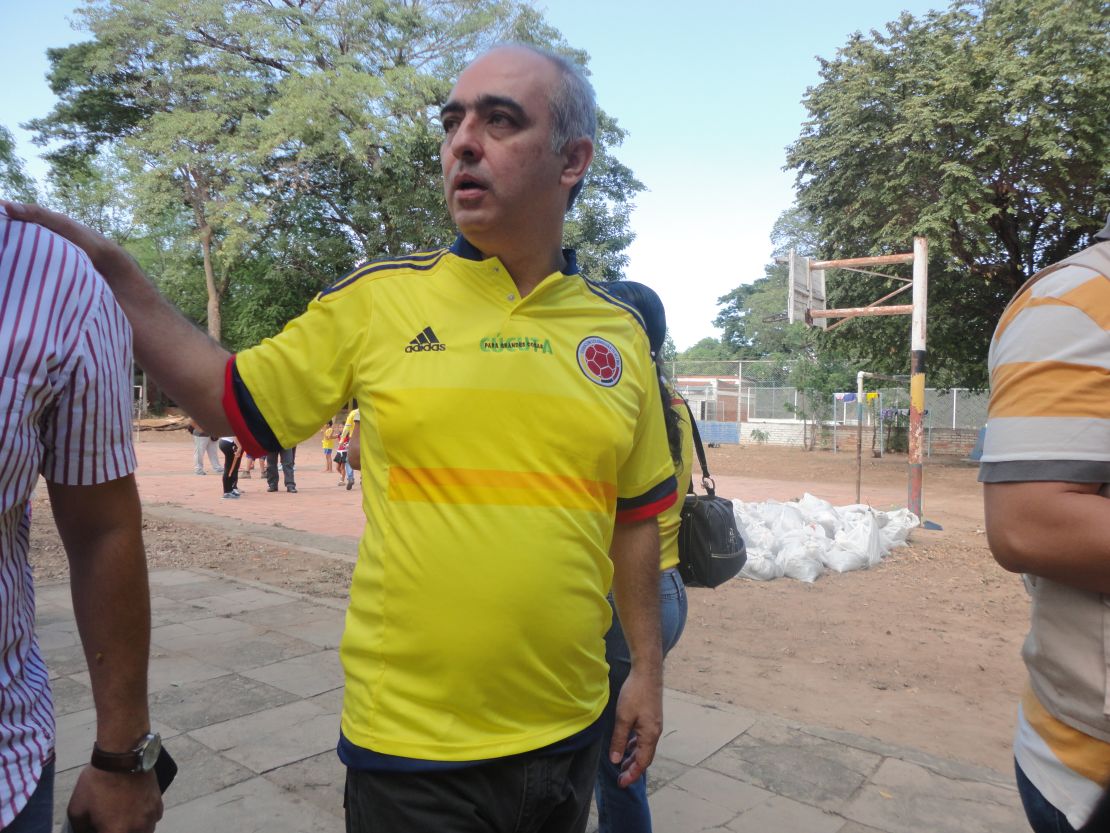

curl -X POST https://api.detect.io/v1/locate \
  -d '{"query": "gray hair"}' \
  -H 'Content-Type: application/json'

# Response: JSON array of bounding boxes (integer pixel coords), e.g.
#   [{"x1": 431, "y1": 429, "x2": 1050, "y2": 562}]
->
[{"x1": 495, "y1": 43, "x2": 596, "y2": 208}]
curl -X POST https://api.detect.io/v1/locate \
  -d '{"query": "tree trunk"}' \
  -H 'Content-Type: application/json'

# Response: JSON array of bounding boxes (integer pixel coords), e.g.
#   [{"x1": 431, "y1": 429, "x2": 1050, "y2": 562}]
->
[{"x1": 199, "y1": 224, "x2": 221, "y2": 341}]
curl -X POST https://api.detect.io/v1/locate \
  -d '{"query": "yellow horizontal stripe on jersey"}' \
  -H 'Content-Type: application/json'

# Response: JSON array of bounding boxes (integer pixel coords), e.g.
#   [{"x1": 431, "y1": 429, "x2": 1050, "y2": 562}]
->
[
  {"x1": 1023, "y1": 686, "x2": 1110, "y2": 784},
  {"x1": 990, "y1": 361, "x2": 1110, "y2": 418},
  {"x1": 1060, "y1": 277, "x2": 1110, "y2": 330},
  {"x1": 387, "y1": 466, "x2": 615, "y2": 512}
]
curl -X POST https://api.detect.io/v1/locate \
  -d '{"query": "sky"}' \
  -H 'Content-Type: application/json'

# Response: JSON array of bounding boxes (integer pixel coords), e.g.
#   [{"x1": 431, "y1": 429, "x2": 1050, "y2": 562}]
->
[{"x1": 0, "y1": 0, "x2": 943, "y2": 349}]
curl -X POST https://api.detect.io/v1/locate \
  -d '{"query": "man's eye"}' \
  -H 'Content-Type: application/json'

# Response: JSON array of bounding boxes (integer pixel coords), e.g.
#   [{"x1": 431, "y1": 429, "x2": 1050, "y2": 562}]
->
[
  {"x1": 490, "y1": 112, "x2": 513, "y2": 126},
  {"x1": 442, "y1": 119, "x2": 459, "y2": 134}
]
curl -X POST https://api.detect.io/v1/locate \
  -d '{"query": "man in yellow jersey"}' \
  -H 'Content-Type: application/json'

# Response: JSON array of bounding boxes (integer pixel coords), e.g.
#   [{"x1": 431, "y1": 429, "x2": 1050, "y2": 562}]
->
[
  {"x1": 5, "y1": 43, "x2": 676, "y2": 833},
  {"x1": 980, "y1": 216, "x2": 1110, "y2": 832}
]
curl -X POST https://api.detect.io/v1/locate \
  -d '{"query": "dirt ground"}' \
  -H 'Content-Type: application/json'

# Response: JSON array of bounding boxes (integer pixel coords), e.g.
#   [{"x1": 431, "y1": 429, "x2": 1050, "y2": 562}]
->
[{"x1": 28, "y1": 435, "x2": 1028, "y2": 774}]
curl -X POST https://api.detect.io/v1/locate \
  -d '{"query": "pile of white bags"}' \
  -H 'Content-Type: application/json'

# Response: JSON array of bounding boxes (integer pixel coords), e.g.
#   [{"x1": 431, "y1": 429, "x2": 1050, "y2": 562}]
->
[{"x1": 733, "y1": 493, "x2": 919, "y2": 583}]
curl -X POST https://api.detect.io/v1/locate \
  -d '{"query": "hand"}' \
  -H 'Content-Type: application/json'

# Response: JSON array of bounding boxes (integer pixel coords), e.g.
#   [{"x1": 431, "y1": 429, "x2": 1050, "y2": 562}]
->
[
  {"x1": 0, "y1": 201, "x2": 128, "y2": 277},
  {"x1": 608, "y1": 665, "x2": 663, "y2": 788},
  {"x1": 67, "y1": 765, "x2": 163, "y2": 833}
]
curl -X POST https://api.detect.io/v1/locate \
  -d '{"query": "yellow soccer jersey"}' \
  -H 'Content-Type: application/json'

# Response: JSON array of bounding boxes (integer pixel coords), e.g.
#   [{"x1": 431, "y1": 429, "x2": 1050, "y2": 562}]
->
[{"x1": 225, "y1": 237, "x2": 677, "y2": 762}]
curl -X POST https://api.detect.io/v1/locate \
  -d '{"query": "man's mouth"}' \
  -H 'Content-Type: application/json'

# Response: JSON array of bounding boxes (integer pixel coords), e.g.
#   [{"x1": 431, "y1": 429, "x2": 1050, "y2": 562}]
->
[{"x1": 453, "y1": 174, "x2": 488, "y2": 194}]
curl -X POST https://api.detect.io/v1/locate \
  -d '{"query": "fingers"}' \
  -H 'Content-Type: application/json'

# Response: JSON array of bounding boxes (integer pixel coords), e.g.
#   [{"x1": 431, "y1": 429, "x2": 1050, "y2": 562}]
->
[
  {"x1": 621, "y1": 730, "x2": 657, "y2": 788},
  {"x1": 608, "y1": 710, "x2": 632, "y2": 766}
]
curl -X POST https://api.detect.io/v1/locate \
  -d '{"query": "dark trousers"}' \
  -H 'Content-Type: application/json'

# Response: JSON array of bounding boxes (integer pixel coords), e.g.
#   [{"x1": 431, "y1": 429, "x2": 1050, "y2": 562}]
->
[
  {"x1": 219, "y1": 440, "x2": 241, "y2": 494},
  {"x1": 344, "y1": 736, "x2": 602, "y2": 833},
  {"x1": 266, "y1": 447, "x2": 296, "y2": 489},
  {"x1": 1015, "y1": 759, "x2": 1078, "y2": 833}
]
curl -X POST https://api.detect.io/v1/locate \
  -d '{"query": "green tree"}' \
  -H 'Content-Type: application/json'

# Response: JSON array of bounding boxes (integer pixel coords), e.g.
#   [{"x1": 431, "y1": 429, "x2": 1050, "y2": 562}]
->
[
  {"x1": 0, "y1": 126, "x2": 38, "y2": 202},
  {"x1": 31, "y1": 0, "x2": 644, "y2": 344},
  {"x1": 785, "y1": 0, "x2": 1110, "y2": 388}
]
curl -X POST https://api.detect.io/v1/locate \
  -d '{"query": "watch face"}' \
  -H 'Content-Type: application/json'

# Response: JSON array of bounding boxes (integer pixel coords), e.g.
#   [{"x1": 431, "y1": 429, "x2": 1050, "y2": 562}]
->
[{"x1": 139, "y1": 733, "x2": 162, "y2": 772}]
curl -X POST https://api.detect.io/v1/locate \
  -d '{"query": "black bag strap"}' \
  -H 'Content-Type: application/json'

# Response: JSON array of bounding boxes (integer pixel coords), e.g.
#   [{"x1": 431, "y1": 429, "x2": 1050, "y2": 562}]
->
[{"x1": 680, "y1": 396, "x2": 715, "y2": 498}]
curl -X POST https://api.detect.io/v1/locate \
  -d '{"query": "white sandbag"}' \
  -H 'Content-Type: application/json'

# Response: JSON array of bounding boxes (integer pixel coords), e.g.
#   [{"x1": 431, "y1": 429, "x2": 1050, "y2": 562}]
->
[
  {"x1": 762, "y1": 502, "x2": 806, "y2": 539},
  {"x1": 776, "y1": 529, "x2": 826, "y2": 582},
  {"x1": 796, "y1": 492, "x2": 841, "y2": 538},
  {"x1": 739, "y1": 523, "x2": 776, "y2": 557},
  {"x1": 824, "y1": 512, "x2": 882, "y2": 572},
  {"x1": 878, "y1": 508, "x2": 919, "y2": 551},
  {"x1": 739, "y1": 549, "x2": 784, "y2": 581}
]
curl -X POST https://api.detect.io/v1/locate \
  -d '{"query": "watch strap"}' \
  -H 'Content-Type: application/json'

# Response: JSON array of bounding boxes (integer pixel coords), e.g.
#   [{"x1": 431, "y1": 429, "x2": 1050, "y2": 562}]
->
[{"x1": 90, "y1": 733, "x2": 158, "y2": 774}]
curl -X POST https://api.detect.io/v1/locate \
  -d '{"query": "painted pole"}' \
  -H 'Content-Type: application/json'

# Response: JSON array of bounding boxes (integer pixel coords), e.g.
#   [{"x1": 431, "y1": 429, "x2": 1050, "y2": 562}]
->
[
  {"x1": 856, "y1": 371, "x2": 865, "y2": 503},
  {"x1": 908, "y1": 237, "x2": 928, "y2": 518}
]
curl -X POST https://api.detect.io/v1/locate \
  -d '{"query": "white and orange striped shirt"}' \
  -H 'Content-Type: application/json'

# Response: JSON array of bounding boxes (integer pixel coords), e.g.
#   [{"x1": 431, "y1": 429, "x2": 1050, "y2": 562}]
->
[
  {"x1": 0, "y1": 206, "x2": 136, "y2": 826},
  {"x1": 980, "y1": 239, "x2": 1110, "y2": 828}
]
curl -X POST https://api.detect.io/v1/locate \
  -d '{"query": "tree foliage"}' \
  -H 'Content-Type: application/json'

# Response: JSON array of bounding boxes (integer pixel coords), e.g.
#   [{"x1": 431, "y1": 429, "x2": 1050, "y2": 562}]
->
[
  {"x1": 784, "y1": 0, "x2": 1110, "y2": 388},
  {"x1": 29, "y1": 0, "x2": 644, "y2": 345},
  {"x1": 0, "y1": 126, "x2": 38, "y2": 202}
]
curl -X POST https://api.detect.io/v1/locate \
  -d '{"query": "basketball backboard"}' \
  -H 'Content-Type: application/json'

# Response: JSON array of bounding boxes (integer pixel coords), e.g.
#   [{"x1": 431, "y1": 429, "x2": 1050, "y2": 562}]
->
[{"x1": 787, "y1": 249, "x2": 827, "y2": 328}]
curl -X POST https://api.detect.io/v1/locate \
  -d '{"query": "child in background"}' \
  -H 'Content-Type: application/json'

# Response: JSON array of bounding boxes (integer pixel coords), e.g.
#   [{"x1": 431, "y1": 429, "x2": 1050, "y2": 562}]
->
[
  {"x1": 334, "y1": 430, "x2": 349, "y2": 486},
  {"x1": 322, "y1": 420, "x2": 337, "y2": 472}
]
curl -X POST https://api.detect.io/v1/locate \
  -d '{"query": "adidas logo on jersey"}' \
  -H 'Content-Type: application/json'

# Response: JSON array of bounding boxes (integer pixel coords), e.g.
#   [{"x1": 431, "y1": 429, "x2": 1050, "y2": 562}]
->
[{"x1": 405, "y1": 326, "x2": 447, "y2": 352}]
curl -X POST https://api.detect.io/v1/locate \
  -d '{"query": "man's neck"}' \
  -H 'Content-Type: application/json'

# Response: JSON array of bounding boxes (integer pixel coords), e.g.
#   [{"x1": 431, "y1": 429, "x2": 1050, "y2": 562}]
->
[
  {"x1": 468, "y1": 229, "x2": 568, "y2": 297},
  {"x1": 498, "y1": 248, "x2": 567, "y2": 297}
]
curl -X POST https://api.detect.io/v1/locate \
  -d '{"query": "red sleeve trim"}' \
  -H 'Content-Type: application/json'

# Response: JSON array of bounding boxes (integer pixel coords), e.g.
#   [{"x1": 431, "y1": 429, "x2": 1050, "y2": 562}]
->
[
  {"x1": 222, "y1": 356, "x2": 267, "y2": 459},
  {"x1": 616, "y1": 489, "x2": 677, "y2": 524}
]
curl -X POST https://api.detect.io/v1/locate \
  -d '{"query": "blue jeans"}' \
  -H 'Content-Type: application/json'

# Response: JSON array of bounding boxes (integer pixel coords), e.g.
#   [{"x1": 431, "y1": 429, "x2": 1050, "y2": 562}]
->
[
  {"x1": 1015, "y1": 759, "x2": 1078, "y2": 833},
  {"x1": 6, "y1": 760, "x2": 54, "y2": 833},
  {"x1": 595, "y1": 568, "x2": 687, "y2": 833}
]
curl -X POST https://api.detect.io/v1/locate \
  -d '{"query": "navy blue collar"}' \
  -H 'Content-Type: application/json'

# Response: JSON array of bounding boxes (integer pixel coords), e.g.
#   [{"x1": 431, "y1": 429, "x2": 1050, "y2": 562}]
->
[{"x1": 449, "y1": 235, "x2": 579, "y2": 275}]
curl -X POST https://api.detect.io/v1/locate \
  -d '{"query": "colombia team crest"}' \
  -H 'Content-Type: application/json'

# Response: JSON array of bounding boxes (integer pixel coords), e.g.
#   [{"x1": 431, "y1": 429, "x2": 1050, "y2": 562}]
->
[{"x1": 577, "y1": 337, "x2": 622, "y2": 387}]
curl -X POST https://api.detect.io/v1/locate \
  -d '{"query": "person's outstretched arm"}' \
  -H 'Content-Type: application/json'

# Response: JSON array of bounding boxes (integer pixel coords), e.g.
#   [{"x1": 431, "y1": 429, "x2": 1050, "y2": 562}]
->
[
  {"x1": 49, "y1": 475, "x2": 162, "y2": 833},
  {"x1": 1, "y1": 201, "x2": 230, "y2": 434},
  {"x1": 608, "y1": 517, "x2": 663, "y2": 788}
]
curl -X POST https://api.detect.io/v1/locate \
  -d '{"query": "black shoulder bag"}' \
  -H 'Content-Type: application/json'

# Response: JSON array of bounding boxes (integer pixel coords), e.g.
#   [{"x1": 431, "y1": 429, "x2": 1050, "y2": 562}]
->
[{"x1": 677, "y1": 400, "x2": 747, "y2": 588}]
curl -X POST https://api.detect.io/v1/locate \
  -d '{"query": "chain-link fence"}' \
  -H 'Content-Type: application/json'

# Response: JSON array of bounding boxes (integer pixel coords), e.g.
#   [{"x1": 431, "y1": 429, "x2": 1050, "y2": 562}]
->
[{"x1": 669, "y1": 359, "x2": 989, "y2": 434}]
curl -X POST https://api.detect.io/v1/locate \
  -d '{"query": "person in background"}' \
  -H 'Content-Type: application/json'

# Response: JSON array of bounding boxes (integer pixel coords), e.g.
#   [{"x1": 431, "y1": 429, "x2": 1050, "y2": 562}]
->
[
  {"x1": 334, "y1": 429, "x2": 350, "y2": 487},
  {"x1": 322, "y1": 420, "x2": 337, "y2": 472},
  {"x1": 0, "y1": 204, "x2": 162, "y2": 833},
  {"x1": 218, "y1": 436, "x2": 243, "y2": 500},
  {"x1": 338, "y1": 406, "x2": 359, "y2": 490},
  {"x1": 592, "y1": 280, "x2": 690, "y2": 832},
  {"x1": 239, "y1": 453, "x2": 264, "y2": 479},
  {"x1": 266, "y1": 446, "x2": 297, "y2": 494},
  {"x1": 187, "y1": 417, "x2": 222, "y2": 475},
  {"x1": 980, "y1": 216, "x2": 1110, "y2": 833}
]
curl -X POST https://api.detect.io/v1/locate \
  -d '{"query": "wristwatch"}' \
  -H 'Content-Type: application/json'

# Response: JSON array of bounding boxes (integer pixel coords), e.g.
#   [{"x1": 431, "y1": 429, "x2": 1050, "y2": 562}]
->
[{"x1": 90, "y1": 732, "x2": 162, "y2": 774}]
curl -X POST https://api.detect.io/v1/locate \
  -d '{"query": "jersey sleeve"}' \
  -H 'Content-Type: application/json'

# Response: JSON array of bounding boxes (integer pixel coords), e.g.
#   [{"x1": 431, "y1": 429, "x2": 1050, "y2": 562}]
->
[
  {"x1": 978, "y1": 265, "x2": 1110, "y2": 485},
  {"x1": 615, "y1": 351, "x2": 677, "y2": 524},
  {"x1": 41, "y1": 274, "x2": 137, "y2": 486},
  {"x1": 225, "y1": 285, "x2": 366, "y2": 456}
]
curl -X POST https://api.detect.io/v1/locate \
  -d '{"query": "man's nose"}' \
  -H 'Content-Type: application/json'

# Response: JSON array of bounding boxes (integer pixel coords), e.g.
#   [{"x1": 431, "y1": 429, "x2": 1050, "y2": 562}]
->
[{"x1": 447, "y1": 116, "x2": 482, "y2": 160}]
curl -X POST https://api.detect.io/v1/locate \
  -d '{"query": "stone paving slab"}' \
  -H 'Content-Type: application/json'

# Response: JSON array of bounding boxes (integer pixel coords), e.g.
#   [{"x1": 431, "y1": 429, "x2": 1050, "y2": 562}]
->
[
  {"x1": 264, "y1": 750, "x2": 346, "y2": 820},
  {"x1": 241, "y1": 649, "x2": 345, "y2": 698},
  {"x1": 157, "y1": 776, "x2": 342, "y2": 833},
  {"x1": 39, "y1": 567, "x2": 1025, "y2": 833},
  {"x1": 703, "y1": 717, "x2": 884, "y2": 812},
  {"x1": 188, "y1": 699, "x2": 340, "y2": 774},
  {"x1": 148, "y1": 673, "x2": 299, "y2": 732},
  {"x1": 656, "y1": 689, "x2": 759, "y2": 766},
  {"x1": 840, "y1": 757, "x2": 1028, "y2": 833}
]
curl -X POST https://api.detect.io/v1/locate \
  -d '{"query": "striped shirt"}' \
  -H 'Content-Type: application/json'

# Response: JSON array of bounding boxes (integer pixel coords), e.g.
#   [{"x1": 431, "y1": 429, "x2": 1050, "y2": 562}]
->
[
  {"x1": 979, "y1": 239, "x2": 1110, "y2": 828},
  {"x1": 0, "y1": 207, "x2": 136, "y2": 827}
]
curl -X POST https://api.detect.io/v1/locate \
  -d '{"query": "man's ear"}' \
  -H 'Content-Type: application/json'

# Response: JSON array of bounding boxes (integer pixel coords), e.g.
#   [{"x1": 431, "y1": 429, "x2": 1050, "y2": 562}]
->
[{"x1": 560, "y1": 137, "x2": 594, "y2": 190}]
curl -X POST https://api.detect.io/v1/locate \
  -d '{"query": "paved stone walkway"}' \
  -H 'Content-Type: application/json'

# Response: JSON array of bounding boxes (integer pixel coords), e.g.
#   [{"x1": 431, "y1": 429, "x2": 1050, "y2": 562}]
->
[{"x1": 40, "y1": 567, "x2": 1026, "y2": 832}]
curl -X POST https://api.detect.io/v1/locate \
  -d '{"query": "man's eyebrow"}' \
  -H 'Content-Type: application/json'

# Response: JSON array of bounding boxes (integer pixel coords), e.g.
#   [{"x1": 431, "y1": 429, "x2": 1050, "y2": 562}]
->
[{"x1": 439, "y1": 95, "x2": 527, "y2": 122}]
